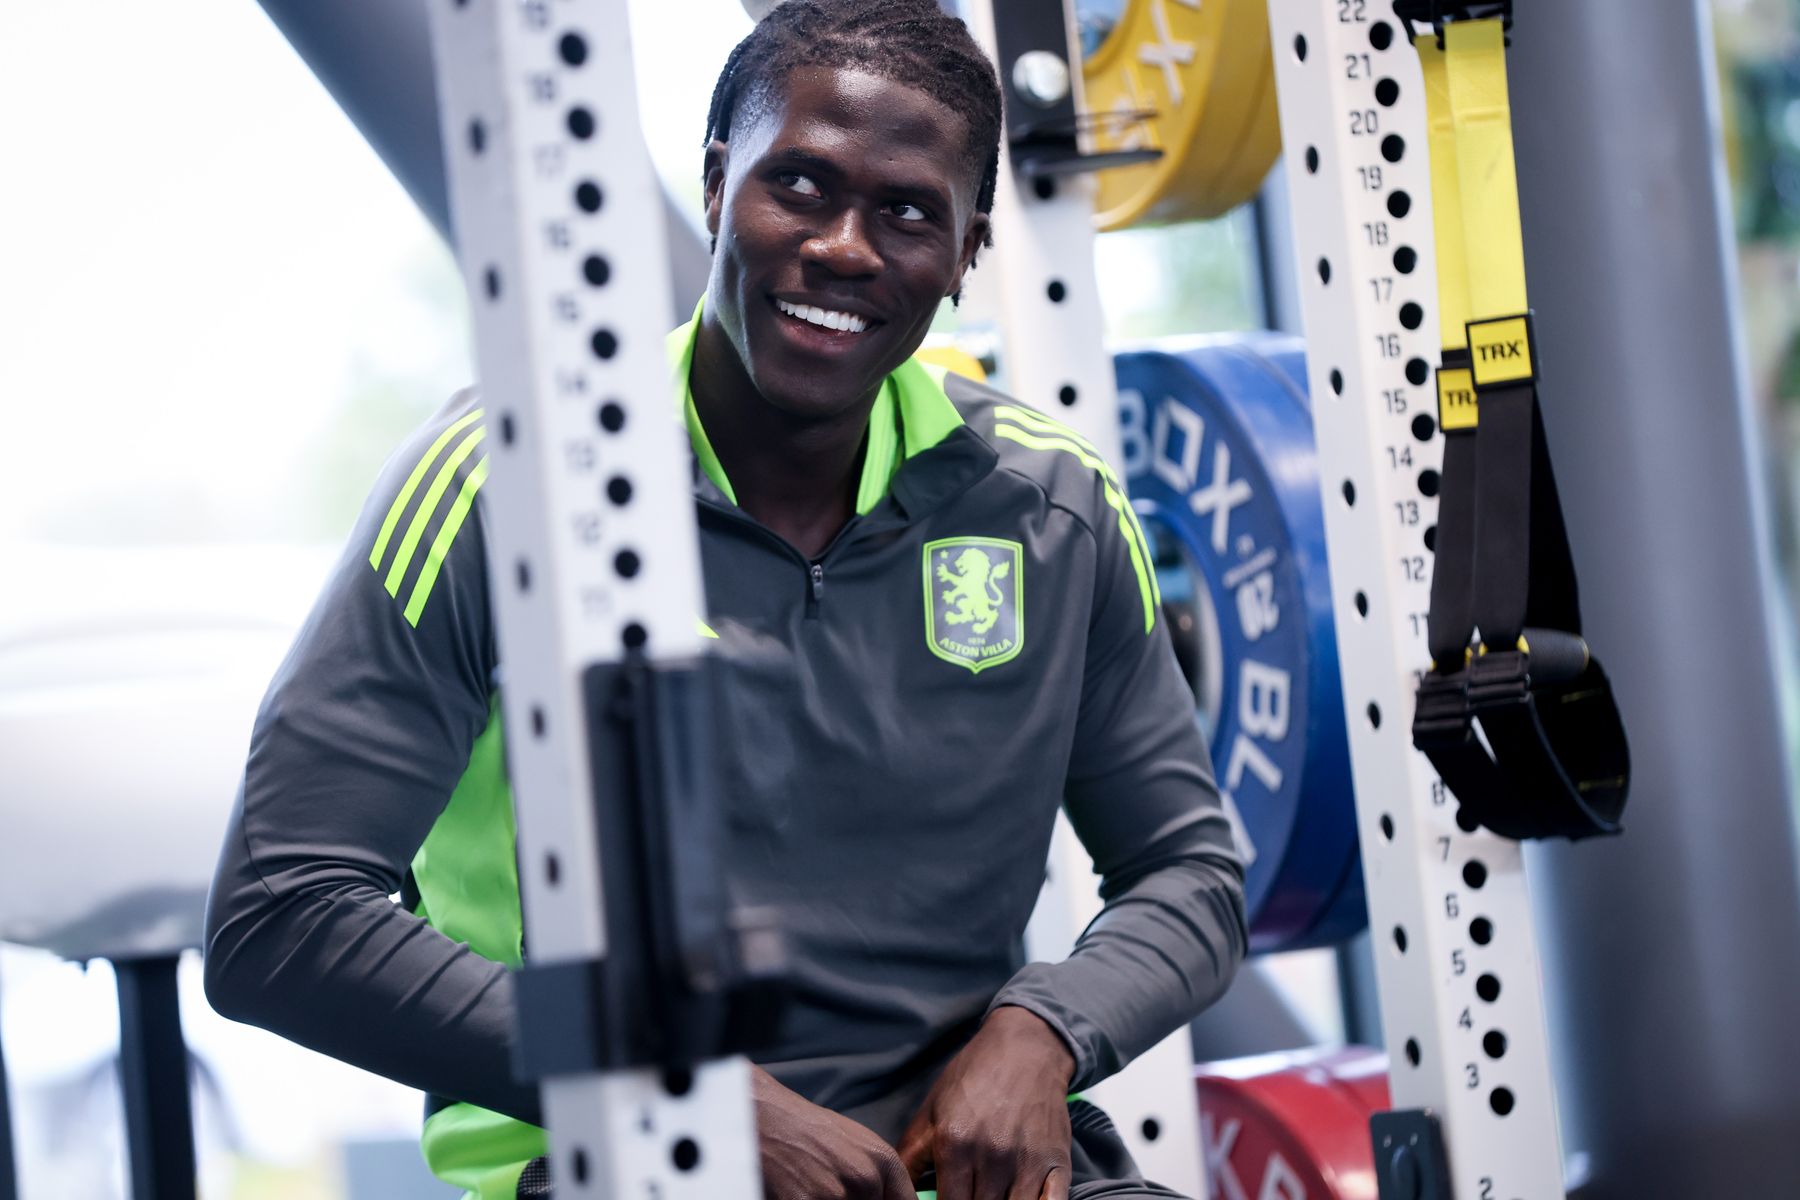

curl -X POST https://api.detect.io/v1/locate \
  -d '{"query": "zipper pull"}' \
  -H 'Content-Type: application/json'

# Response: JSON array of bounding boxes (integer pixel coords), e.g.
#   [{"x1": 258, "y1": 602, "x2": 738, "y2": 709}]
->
[{"x1": 809, "y1": 562, "x2": 825, "y2": 603}]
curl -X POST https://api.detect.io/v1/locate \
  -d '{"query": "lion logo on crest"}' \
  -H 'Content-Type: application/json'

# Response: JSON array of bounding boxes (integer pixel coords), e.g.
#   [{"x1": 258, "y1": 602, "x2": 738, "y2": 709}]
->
[
  {"x1": 923, "y1": 537, "x2": 1024, "y2": 673},
  {"x1": 937, "y1": 547, "x2": 1011, "y2": 635}
]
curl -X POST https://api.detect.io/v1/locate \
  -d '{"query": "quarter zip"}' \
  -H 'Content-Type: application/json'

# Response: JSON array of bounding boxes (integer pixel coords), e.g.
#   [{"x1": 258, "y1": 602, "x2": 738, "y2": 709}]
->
[{"x1": 698, "y1": 495, "x2": 872, "y2": 621}]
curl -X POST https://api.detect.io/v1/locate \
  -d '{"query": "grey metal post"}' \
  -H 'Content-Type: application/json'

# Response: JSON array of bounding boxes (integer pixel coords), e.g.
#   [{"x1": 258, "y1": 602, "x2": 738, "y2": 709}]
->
[
  {"x1": 1507, "y1": 3, "x2": 1800, "y2": 1194},
  {"x1": 252, "y1": 0, "x2": 713, "y2": 321}
]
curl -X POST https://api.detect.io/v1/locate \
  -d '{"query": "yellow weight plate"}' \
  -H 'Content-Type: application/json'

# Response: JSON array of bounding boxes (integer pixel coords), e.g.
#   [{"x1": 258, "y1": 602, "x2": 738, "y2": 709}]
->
[
  {"x1": 1199, "y1": 39, "x2": 1283, "y2": 210},
  {"x1": 914, "y1": 344, "x2": 989, "y2": 383},
  {"x1": 1082, "y1": 0, "x2": 1282, "y2": 229}
]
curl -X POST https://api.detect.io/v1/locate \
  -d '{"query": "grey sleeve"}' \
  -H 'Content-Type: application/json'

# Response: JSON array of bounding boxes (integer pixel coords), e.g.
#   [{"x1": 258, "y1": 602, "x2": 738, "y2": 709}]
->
[
  {"x1": 202, "y1": 406, "x2": 541, "y2": 1126},
  {"x1": 989, "y1": 496, "x2": 1248, "y2": 1091}
]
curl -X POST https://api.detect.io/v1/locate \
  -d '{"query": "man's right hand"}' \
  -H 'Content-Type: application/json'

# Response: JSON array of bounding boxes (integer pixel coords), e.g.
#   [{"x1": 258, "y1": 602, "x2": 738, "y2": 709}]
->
[{"x1": 753, "y1": 1066, "x2": 918, "y2": 1200}]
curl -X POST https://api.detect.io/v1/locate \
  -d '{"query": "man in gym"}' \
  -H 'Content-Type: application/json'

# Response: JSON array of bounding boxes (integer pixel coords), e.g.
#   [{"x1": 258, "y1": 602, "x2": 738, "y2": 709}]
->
[{"x1": 204, "y1": 3, "x2": 1247, "y2": 1198}]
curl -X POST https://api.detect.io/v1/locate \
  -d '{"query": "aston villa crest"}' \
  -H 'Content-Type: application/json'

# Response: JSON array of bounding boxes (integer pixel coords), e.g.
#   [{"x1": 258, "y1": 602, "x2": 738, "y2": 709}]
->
[{"x1": 923, "y1": 536, "x2": 1024, "y2": 673}]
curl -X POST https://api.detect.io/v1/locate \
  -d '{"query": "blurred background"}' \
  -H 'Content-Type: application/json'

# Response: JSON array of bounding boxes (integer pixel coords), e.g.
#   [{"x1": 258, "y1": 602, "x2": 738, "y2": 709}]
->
[{"x1": 2, "y1": 0, "x2": 1796, "y2": 1195}]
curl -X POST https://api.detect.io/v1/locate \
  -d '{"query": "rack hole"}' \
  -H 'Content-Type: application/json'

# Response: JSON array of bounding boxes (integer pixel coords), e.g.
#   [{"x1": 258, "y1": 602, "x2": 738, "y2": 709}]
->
[
  {"x1": 1341, "y1": 479, "x2": 1357, "y2": 507},
  {"x1": 1293, "y1": 33, "x2": 1308, "y2": 62},
  {"x1": 598, "y1": 401, "x2": 626, "y2": 432},
  {"x1": 1418, "y1": 468, "x2": 1440, "y2": 497},
  {"x1": 571, "y1": 1146, "x2": 588, "y2": 1183},
  {"x1": 1367, "y1": 702, "x2": 1382, "y2": 729},
  {"x1": 558, "y1": 31, "x2": 589, "y2": 67},
  {"x1": 591, "y1": 328, "x2": 619, "y2": 359},
  {"x1": 663, "y1": 1067, "x2": 695, "y2": 1096},
  {"x1": 1329, "y1": 368, "x2": 1344, "y2": 395},
  {"x1": 1392, "y1": 925, "x2": 1407, "y2": 954},
  {"x1": 484, "y1": 266, "x2": 502, "y2": 300},
  {"x1": 1354, "y1": 591, "x2": 1369, "y2": 618},
  {"x1": 468, "y1": 118, "x2": 486, "y2": 154},
  {"x1": 1404, "y1": 1038, "x2": 1421, "y2": 1067},
  {"x1": 1476, "y1": 973, "x2": 1502, "y2": 1003},
  {"x1": 1033, "y1": 176, "x2": 1057, "y2": 200},
  {"x1": 500, "y1": 413, "x2": 516, "y2": 446},
  {"x1": 1317, "y1": 257, "x2": 1332, "y2": 285},
  {"x1": 1376, "y1": 77, "x2": 1400, "y2": 106},
  {"x1": 1305, "y1": 145, "x2": 1320, "y2": 174},
  {"x1": 545, "y1": 853, "x2": 561, "y2": 886},
  {"x1": 1490, "y1": 1088, "x2": 1515, "y2": 1117},
  {"x1": 1399, "y1": 301, "x2": 1423, "y2": 330},
  {"x1": 1388, "y1": 190, "x2": 1412, "y2": 220},
  {"x1": 615, "y1": 549, "x2": 641, "y2": 579},
  {"x1": 1411, "y1": 413, "x2": 1437, "y2": 442},
  {"x1": 1483, "y1": 1030, "x2": 1508, "y2": 1059},
  {"x1": 516, "y1": 560, "x2": 531, "y2": 592},
  {"x1": 1394, "y1": 245, "x2": 1418, "y2": 274},
  {"x1": 1463, "y1": 860, "x2": 1488, "y2": 889},
  {"x1": 583, "y1": 254, "x2": 612, "y2": 287},
  {"x1": 1379, "y1": 813, "x2": 1395, "y2": 841},
  {"x1": 1058, "y1": 384, "x2": 1078, "y2": 407},
  {"x1": 607, "y1": 476, "x2": 633, "y2": 506},
  {"x1": 672, "y1": 1138, "x2": 701, "y2": 1172},
  {"x1": 1381, "y1": 134, "x2": 1406, "y2": 163},
  {"x1": 1456, "y1": 807, "x2": 1481, "y2": 833},
  {"x1": 1370, "y1": 20, "x2": 1394, "y2": 50},
  {"x1": 531, "y1": 707, "x2": 547, "y2": 737},
  {"x1": 1141, "y1": 1117, "x2": 1162, "y2": 1142},
  {"x1": 1470, "y1": 917, "x2": 1493, "y2": 945},
  {"x1": 1047, "y1": 279, "x2": 1067, "y2": 303},
  {"x1": 1423, "y1": 525, "x2": 1437, "y2": 553},
  {"x1": 575, "y1": 181, "x2": 603, "y2": 213},
  {"x1": 622, "y1": 622, "x2": 648, "y2": 651},
  {"x1": 1405, "y1": 357, "x2": 1430, "y2": 386},
  {"x1": 567, "y1": 106, "x2": 597, "y2": 139}
]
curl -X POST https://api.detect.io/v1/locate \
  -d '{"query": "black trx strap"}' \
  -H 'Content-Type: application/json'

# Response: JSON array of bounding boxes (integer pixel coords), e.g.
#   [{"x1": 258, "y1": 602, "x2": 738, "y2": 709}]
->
[{"x1": 1400, "y1": 3, "x2": 1629, "y2": 841}]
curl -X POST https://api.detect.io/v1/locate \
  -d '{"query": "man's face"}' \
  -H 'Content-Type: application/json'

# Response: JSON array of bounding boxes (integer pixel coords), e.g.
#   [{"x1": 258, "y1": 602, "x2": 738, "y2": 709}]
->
[{"x1": 703, "y1": 65, "x2": 990, "y2": 421}]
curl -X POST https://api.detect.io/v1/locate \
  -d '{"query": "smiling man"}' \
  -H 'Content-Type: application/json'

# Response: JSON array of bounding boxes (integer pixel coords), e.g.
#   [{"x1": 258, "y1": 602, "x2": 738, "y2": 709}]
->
[{"x1": 203, "y1": 3, "x2": 1245, "y2": 1199}]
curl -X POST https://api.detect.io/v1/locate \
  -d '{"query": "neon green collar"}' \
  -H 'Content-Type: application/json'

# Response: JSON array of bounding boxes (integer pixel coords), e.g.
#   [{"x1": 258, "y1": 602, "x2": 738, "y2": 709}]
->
[{"x1": 666, "y1": 297, "x2": 964, "y2": 515}]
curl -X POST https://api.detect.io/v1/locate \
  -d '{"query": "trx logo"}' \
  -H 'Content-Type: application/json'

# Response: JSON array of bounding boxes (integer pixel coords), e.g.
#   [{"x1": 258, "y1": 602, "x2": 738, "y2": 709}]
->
[
  {"x1": 1466, "y1": 314, "x2": 1537, "y2": 387},
  {"x1": 1437, "y1": 367, "x2": 1478, "y2": 432}
]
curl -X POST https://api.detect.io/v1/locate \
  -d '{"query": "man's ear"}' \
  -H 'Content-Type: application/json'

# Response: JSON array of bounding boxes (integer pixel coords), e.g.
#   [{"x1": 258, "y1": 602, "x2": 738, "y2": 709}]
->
[
  {"x1": 703, "y1": 140, "x2": 729, "y2": 241},
  {"x1": 948, "y1": 212, "x2": 992, "y2": 299}
]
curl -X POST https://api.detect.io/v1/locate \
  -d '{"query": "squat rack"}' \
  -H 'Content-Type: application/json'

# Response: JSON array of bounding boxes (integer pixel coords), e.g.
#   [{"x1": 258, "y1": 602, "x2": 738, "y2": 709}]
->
[
  {"x1": 420, "y1": 0, "x2": 1572, "y2": 1194},
  {"x1": 412, "y1": 1, "x2": 1794, "y2": 1198}
]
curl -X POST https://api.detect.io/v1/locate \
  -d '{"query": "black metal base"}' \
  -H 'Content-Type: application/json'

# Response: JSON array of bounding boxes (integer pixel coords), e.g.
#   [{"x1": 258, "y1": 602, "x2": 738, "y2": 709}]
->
[
  {"x1": 0, "y1": 983, "x2": 17, "y2": 1200},
  {"x1": 115, "y1": 955, "x2": 196, "y2": 1200}
]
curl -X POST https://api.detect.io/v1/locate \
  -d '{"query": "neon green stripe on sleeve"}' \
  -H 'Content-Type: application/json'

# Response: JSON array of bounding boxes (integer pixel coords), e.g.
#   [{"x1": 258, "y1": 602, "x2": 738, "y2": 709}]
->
[
  {"x1": 370, "y1": 408, "x2": 485, "y2": 571},
  {"x1": 993, "y1": 403, "x2": 1104, "y2": 458},
  {"x1": 994, "y1": 404, "x2": 1160, "y2": 607},
  {"x1": 993, "y1": 422, "x2": 1157, "y2": 634},
  {"x1": 403, "y1": 456, "x2": 489, "y2": 627},
  {"x1": 385, "y1": 426, "x2": 488, "y2": 597}
]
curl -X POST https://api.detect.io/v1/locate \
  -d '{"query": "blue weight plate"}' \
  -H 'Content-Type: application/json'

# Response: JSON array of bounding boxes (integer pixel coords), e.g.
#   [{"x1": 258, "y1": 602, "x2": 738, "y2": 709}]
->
[{"x1": 1115, "y1": 336, "x2": 1362, "y2": 953}]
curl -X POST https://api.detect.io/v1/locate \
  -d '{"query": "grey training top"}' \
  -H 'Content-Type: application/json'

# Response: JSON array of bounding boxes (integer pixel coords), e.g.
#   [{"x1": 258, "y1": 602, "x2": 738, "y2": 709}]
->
[{"x1": 204, "y1": 366, "x2": 1247, "y2": 1146}]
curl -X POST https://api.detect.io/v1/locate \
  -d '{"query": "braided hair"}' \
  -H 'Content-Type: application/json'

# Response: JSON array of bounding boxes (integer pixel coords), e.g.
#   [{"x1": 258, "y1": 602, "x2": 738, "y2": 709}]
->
[{"x1": 703, "y1": 0, "x2": 1003, "y2": 259}]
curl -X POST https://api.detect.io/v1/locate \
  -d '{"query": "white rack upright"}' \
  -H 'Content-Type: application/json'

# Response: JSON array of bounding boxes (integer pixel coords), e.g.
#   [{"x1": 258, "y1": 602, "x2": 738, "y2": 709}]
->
[
  {"x1": 1264, "y1": 3, "x2": 1565, "y2": 1196},
  {"x1": 425, "y1": 1, "x2": 761, "y2": 1195}
]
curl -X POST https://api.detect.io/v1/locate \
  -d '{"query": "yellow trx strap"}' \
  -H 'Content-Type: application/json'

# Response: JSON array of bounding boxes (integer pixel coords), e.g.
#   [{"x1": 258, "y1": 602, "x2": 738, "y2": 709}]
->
[
  {"x1": 1445, "y1": 19, "x2": 1535, "y2": 387},
  {"x1": 1405, "y1": 9, "x2": 1630, "y2": 843},
  {"x1": 1416, "y1": 36, "x2": 1474, "y2": 432}
]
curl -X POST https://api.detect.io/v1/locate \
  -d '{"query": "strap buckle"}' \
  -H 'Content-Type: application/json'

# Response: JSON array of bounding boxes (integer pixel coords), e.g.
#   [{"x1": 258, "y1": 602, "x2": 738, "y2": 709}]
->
[
  {"x1": 1412, "y1": 670, "x2": 1473, "y2": 745},
  {"x1": 1392, "y1": 1, "x2": 1513, "y2": 48},
  {"x1": 1467, "y1": 645, "x2": 1529, "y2": 710}
]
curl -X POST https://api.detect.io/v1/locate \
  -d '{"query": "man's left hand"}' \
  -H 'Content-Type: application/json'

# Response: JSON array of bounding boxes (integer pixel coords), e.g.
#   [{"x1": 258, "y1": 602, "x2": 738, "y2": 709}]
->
[{"x1": 896, "y1": 1006, "x2": 1077, "y2": 1200}]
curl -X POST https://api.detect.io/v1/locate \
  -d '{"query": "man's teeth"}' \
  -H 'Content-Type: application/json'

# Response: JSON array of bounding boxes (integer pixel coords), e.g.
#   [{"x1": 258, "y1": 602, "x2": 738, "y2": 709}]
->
[{"x1": 776, "y1": 299, "x2": 869, "y2": 334}]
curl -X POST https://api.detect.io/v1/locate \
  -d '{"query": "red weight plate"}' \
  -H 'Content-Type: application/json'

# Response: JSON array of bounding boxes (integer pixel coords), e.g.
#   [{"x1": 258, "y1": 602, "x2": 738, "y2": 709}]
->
[{"x1": 1196, "y1": 1047, "x2": 1389, "y2": 1200}]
